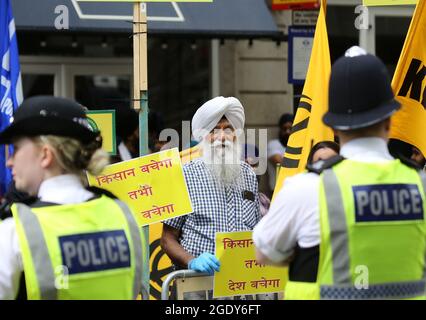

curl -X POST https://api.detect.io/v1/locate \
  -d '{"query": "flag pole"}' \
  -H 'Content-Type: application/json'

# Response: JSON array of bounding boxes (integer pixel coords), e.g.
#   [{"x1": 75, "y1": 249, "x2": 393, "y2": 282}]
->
[{"x1": 133, "y1": 1, "x2": 150, "y2": 300}]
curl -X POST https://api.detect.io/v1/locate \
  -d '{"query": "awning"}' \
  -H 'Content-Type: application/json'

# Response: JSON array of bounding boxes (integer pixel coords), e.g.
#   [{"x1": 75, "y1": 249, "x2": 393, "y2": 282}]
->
[{"x1": 12, "y1": 0, "x2": 281, "y2": 39}]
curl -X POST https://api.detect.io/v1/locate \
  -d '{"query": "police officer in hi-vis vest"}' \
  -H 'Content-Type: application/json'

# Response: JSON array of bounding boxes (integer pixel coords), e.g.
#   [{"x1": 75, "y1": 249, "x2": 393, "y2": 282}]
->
[
  {"x1": 0, "y1": 96, "x2": 143, "y2": 300},
  {"x1": 253, "y1": 50, "x2": 426, "y2": 300}
]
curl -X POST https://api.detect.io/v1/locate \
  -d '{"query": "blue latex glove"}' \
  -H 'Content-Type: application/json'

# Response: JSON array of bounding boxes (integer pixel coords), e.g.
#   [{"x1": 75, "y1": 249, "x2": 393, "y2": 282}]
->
[{"x1": 188, "y1": 252, "x2": 220, "y2": 275}]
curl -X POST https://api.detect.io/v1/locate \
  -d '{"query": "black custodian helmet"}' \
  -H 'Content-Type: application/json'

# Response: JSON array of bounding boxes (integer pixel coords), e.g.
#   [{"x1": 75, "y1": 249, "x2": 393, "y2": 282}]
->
[
  {"x1": 0, "y1": 96, "x2": 100, "y2": 144},
  {"x1": 323, "y1": 54, "x2": 400, "y2": 130}
]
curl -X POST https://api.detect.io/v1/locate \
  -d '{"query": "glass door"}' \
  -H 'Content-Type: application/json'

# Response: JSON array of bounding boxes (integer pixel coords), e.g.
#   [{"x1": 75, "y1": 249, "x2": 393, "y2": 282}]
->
[
  {"x1": 21, "y1": 63, "x2": 62, "y2": 98},
  {"x1": 65, "y1": 63, "x2": 132, "y2": 110}
]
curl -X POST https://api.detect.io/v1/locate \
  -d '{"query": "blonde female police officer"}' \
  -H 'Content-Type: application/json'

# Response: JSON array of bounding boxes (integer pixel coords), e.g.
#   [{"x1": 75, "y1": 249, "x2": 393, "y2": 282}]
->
[
  {"x1": 254, "y1": 52, "x2": 426, "y2": 299},
  {"x1": 0, "y1": 96, "x2": 143, "y2": 300}
]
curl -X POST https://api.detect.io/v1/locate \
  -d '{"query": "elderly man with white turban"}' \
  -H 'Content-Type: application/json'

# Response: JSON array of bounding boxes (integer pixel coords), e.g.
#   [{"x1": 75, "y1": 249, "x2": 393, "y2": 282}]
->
[{"x1": 161, "y1": 97, "x2": 261, "y2": 298}]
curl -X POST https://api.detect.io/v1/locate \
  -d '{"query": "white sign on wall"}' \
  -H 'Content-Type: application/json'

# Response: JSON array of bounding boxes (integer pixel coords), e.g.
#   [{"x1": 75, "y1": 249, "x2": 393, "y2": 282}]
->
[
  {"x1": 292, "y1": 10, "x2": 319, "y2": 26},
  {"x1": 288, "y1": 27, "x2": 315, "y2": 84}
]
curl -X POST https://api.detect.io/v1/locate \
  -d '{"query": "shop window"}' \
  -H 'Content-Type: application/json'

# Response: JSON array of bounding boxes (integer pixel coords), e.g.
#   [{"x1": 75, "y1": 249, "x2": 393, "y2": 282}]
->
[
  {"x1": 75, "y1": 75, "x2": 131, "y2": 109},
  {"x1": 22, "y1": 74, "x2": 54, "y2": 98}
]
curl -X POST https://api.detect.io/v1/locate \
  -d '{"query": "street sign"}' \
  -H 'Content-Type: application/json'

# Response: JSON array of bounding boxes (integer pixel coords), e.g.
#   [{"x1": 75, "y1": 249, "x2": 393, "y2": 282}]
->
[
  {"x1": 288, "y1": 27, "x2": 315, "y2": 84},
  {"x1": 272, "y1": 0, "x2": 319, "y2": 11},
  {"x1": 86, "y1": 110, "x2": 117, "y2": 155},
  {"x1": 363, "y1": 0, "x2": 417, "y2": 5}
]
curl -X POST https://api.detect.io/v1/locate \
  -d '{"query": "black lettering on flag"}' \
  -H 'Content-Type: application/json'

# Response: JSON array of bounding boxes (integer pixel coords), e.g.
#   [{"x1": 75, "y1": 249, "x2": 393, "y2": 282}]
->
[
  {"x1": 423, "y1": 89, "x2": 426, "y2": 108},
  {"x1": 282, "y1": 157, "x2": 300, "y2": 168},
  {"x1": 398, "y1": 58, "x2": 426, "y2": 108},
  {"x1": 281, "y1": 99, "x2": 312, "y2": 169},
  {"x1": 290, "y1": 117, "x2": 310, "y2": 134},
  {"x1": 285, "y1": 146, "x2": 303, "y2": 155},
  {"x1": 300, "y1": 95, "x2": 312, "y2": 101},
  {"x1": 298, "y1": 101, "x2": 312, "y2": 112}
]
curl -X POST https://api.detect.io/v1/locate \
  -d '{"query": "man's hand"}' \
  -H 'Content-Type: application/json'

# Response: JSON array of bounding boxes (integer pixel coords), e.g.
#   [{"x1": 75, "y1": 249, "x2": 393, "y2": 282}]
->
[
  {"x1": 269, "y1": 154, "x2": 283, "y2": 166},
  {"x1": 188, "y1": 252, "x2": 220, "y2": 275}
]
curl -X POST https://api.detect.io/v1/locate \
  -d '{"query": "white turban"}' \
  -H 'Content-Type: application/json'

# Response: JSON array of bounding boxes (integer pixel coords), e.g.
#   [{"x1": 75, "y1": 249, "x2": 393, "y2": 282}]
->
[{"x1": 191, "y1": 96, "x2": 245, "y2": 142}]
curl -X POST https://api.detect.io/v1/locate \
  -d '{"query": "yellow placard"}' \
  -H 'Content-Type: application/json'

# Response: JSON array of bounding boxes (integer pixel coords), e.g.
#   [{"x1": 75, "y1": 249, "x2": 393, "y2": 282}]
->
[
  {"x1": 87, "y1": 148, "x2": 193, "y2": 226},
  {"x1": 214, "y1": 231, "x2": 288, "y2": 298},
  {"x1": 86, "y1": 110, "x2": 116, "y2": 155},
  {"x1": 363, "y1": 0, "x2": 417, "y2": 5}
]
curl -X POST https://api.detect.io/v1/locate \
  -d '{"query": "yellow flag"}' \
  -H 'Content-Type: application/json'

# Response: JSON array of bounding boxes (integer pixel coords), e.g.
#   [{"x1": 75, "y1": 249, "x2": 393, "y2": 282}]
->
[
  {"x1": 390, "y1": 0, "x2": 426, "y2": 157},
  {"x1": 273, "y1": 0, "x2": 333, "y2": 199}
]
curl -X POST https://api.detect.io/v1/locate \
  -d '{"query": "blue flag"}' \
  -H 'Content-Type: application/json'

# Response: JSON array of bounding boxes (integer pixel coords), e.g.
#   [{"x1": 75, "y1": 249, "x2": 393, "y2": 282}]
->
[{"x1": 0, "y1": 0, "x2": 23, "y2": 197}]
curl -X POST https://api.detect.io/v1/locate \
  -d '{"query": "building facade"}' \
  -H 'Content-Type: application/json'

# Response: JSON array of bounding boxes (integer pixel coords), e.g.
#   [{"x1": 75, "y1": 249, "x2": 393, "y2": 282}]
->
[{"x1": 12, "y1": 0, "x2": 416, "y2": 192}]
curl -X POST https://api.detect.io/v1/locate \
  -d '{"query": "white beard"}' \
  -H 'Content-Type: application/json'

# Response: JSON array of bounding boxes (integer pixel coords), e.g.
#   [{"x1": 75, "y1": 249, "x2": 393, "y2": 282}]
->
[{"x1": 201, "y1": 139, "x2": 242, "y2": 187}]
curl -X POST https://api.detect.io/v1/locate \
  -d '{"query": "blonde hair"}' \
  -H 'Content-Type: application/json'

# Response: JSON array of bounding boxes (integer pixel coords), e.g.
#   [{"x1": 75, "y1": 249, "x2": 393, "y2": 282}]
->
[{"x1": 33, "y1": 135, "x2": 109, "y2": 180}]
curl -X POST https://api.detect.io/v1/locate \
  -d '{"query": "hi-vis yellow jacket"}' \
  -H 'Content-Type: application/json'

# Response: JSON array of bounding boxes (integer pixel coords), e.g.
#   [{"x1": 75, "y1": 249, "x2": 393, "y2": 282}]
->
[{"x1": 12, "y1": 195, "x2": 143, "y2": 300}]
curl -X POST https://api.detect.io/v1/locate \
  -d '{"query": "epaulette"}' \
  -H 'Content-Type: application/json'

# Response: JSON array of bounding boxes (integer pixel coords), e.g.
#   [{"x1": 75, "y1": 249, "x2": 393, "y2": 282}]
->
[
  {"x1": 0, "y1": 196, "x2": 38, "y2": 219},
  {"x1": 396, "y1": 154, "x2": 423, "y2": 171},
  {"x1": 306, "y1": 155, "x2": 345, "y2": 175},
  {"x1": 86, "y1": 186, "x2": 119, "y2": 199},
  {"x1": 0, "y1": 201, "x2": 12, "y2": 220}
]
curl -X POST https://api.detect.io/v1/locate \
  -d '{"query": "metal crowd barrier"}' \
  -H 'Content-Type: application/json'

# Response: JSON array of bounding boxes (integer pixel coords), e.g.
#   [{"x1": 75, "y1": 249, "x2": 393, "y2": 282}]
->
[
  {"x1": 161, "y1": 270, "x2": 211, "y2": 300},
  {"x1": 161, "y1": 270, "x2": 282, "y2": 300},
  {"x1": 141, "y1": 283, "x2": 150, "y2": 300}
]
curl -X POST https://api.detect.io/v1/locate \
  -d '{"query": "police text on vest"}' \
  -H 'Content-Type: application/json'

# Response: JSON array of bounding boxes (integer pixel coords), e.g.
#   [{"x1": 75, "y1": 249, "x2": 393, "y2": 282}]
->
[
  {"x1": 59, "y1": 230, "x2": 131, "y2": 274},
  {"x1": 353, "y1": 184, "x2": 424, "y2": 222}
]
